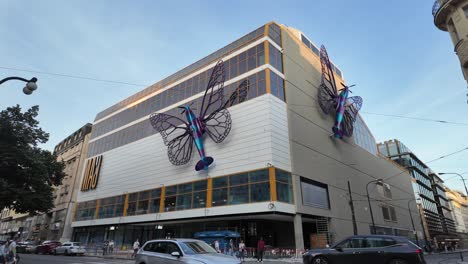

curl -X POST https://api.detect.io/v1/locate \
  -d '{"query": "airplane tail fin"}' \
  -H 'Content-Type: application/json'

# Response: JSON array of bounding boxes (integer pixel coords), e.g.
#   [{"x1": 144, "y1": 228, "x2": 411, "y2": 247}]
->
[{"x1": 195, "y1": 157, "x2": 214, "y2": 171}]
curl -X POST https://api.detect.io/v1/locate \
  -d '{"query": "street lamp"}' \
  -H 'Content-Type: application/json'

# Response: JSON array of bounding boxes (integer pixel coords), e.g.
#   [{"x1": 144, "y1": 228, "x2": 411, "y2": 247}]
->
[
  {"x1": 366, "y1": 179, "x2": 383, "y2": 234},
  {"x1": 407, "y1": 199, "x2": 420, "y2": 247},
  {"x1": 439, "y1": 173, "x2": 468, "y2": 196},
  {"x1": 0, "y1": 76, "x2": 38, "y2": 95}
]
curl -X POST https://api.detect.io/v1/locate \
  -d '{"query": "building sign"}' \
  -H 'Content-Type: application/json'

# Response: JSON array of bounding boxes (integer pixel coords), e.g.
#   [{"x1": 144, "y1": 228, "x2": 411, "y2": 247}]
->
[{"x1": 81, "y1": 155, "x2": 103, "y2": 191}]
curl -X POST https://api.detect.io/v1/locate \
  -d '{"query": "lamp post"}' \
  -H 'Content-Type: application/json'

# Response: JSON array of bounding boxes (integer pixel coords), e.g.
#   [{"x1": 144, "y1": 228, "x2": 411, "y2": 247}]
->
[
  {"x1": 407, "y1": 199, "x2": 420, "y2": 247},
  {"x1": 0, "y1": 76, "x2": 38, "y2": 95},
  {"x1": 439, "y1": 173, "x2": 468, "y2": 196},
  {"x1": 366, "y1": 179, "x2": 383, "y2": 234}
]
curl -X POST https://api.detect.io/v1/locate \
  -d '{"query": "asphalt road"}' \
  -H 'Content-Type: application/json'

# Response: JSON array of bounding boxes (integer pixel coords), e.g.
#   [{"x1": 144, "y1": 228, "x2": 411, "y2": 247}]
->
[{"x1": 17, "y1": 253, "x2": 464, "y2": 264}]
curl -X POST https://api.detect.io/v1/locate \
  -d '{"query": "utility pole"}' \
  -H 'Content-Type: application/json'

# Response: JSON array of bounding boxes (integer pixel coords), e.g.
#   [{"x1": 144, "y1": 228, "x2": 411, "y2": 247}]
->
[{"x1": 347, "y1": 181, "x2": 358, "y2": 235}]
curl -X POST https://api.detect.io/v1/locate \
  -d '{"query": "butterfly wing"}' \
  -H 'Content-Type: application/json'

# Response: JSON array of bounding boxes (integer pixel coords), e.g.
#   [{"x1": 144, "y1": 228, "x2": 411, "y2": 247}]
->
[
  {"x1": 167, "y1": 132, "x2": 194, "y2": 165},
  {"x1": 341, "y1": 96, "x2": 363, "y2": 137},
  {"x1": 318, "y1": 45, "x2": 339, "y2": 115},
  {"x1": 204, "y1": 78, "x2": 250, "y2": 143},
  {"x1": 204, "y1": 109, "x2": 232, "y2": 143},
  {"x1": 199, "y1": 60, "x2": 226, "y2": 119},
  {"x1": 149, "y1": 113, "x2": 194, "y2": 165}
]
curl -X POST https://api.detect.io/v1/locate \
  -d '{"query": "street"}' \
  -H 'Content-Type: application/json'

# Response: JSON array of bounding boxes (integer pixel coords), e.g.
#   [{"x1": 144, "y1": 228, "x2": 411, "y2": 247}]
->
[{"x1": 16, "y1": 253, "x2": 468, "y2": 264}]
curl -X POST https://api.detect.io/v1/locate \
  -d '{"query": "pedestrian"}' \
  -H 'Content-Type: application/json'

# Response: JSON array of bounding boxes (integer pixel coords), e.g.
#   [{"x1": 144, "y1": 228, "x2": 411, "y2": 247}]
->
[
  {"x1": 238, "y1": 239, "x2": 246, "y2": 263},
  {"x1": 8, "y1": 240, "x2": 16, "y2": 264},
  {"x1": 109, "y1": 240, "x2": 115, "y2": 254},
  {"x1": 103, "y1": 240, "x2": 108, "y2": 255},
  {"x1": 229, "y1": 239, "x2": 234, "y2": 256},
  {"x1": 0, "y1": 242, "x2": 7, "y2": 264},
  {"x1": 131, "y1": 239, "x2": 140, "y2": 258},
  {"x1": 214, "y1": 240, "x2": 220, "y2": 253},
  {"x1": 257, "y1": 237, "x2": 265, "y2": 263}
]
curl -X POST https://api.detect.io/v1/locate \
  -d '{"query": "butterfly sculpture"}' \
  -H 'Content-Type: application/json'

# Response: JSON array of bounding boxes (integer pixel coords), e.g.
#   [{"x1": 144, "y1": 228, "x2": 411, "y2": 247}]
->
[
  {"x1": 317, "y1": 45, "x2": 363, "y2": 139},
  {"x1": 150, "y1": 60, "x2": 250, "y2": 171}
]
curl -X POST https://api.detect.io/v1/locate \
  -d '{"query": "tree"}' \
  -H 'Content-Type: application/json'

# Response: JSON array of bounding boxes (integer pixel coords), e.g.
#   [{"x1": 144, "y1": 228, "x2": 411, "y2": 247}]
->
[{"x1": 0, "y1": 105, "x2": 65, "y2": 214}]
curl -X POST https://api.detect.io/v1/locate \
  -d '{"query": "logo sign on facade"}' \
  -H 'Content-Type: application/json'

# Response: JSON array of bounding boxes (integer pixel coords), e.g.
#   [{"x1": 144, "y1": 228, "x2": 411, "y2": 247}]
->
[{"x1": 81, "y1": 155, "x2": 103, "y2": 191}]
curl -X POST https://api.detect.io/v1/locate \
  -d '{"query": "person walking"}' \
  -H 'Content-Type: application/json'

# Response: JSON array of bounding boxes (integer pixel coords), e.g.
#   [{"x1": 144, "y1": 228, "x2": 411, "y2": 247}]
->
[
  {"x1": 8, "y1": 240, "x2": 17, "y2": 264},
  {"x1": 257, "y1": 237, "x2": 265, "y2": 263},
  {"x1": 238, "y1": 239, "x2": 246, "y2": 263},
  {"x1": 229, "y1": 239, "x2": 234, "y2": 256},
  {"x1": 131, "y1": 239, "x2": 140, "y2": 258},
  {"x1": 0, "y1": 241, "x2": 7, "y2": 264},
  {"x1": 214, "y1": 240, "x2": 220, "y2": 253},
  {"x1": 109, "y1": 240, "x2": 115, "y2": 254}
]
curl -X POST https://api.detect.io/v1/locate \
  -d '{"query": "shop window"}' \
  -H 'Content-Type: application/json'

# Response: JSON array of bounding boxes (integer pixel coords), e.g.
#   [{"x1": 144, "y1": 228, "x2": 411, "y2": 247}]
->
[
  {"x1": 276, "y1": 169, "x2": 294, "y2": 204},
  {"x1": 301, "y1": 178, "x2": 330, "y2": 209}
]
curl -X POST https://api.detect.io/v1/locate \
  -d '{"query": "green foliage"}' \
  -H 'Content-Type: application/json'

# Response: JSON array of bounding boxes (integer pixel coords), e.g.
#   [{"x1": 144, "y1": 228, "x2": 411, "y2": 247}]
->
[{"x1": 0, "y1": 105, "x2": 65, "y2": 214}]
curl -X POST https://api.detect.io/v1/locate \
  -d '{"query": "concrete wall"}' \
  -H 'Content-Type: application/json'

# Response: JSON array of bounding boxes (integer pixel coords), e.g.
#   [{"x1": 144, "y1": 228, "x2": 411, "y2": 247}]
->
[{"x1": 281, "y1": 26, "x2": 423, "y2": 245}]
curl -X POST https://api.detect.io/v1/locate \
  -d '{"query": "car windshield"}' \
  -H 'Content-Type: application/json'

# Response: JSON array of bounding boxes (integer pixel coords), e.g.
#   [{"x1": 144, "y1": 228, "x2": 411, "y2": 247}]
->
[
  {"x1": 72, "y1": 243, "x2": 81, "y2": 246},
  {"x1": 179, "y1": 241, "x2": 218, "y2": 254}
]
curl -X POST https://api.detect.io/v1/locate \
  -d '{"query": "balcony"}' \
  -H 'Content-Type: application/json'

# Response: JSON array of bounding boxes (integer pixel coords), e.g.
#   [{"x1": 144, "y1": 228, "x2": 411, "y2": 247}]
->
[{"x1": 433, "y1": 0, "x2": 465, "y2": 30}]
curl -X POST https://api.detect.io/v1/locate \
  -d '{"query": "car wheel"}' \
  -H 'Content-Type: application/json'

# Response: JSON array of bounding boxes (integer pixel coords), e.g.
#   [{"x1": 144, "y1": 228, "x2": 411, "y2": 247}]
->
[
  {"x1": 64, "y1": 250, "x2": 68, "y2": 256},
  {"x1": 53, "y1": 250, "x2": 57, "y2": 255},
  {"x1": 312, "y1": 256, "x2": 329, "y2": 264},
  {"x1": 388, "y1": 259, "x2": 408, "y2": 264}
]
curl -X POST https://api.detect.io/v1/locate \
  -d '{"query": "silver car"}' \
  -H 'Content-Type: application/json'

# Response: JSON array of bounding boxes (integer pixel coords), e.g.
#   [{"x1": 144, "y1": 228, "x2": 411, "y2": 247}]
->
[{"x1": 135, "y1": 239, "x2": 240, "y2": 264}]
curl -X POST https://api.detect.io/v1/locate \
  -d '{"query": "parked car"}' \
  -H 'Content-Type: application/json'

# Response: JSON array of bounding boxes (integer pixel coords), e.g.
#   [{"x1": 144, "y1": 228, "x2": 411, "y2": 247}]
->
[
  {"x1": 53, "y1": 242, "x2": 86, "y2": 256},
  {"x1": 135, "y1": 239, "x2": 240, "y2": 264},
  {"x1": 25, "y1": 241, "x2": 39, "y2": 253},
  {"x1": 15, "y1": 240, "x2": 37, "y2": 254},
  {"x1": 35, "y1": 241, "x2": 61, "y2": 254},
  {"x1": 302, "y1": 235, "x2": 426, "y2": 264}
]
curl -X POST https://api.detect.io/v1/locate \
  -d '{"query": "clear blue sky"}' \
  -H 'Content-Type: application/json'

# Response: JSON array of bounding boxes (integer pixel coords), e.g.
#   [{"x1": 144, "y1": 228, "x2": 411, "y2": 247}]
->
[{"x1": 1, "y1": 1, "x2": 467, "y2": 190}]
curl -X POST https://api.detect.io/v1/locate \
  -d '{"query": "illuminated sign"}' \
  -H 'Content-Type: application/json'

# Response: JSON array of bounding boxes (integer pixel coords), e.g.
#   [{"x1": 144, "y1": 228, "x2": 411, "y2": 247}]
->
[{"x1": 81, "y1": 155, "x2": 103, "y2": 191}]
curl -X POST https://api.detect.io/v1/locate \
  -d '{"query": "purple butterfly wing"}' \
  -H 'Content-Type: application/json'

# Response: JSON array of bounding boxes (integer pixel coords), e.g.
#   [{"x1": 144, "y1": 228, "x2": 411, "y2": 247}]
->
[
  {"x1": 149, "y1": 113, "x2": 194, "y2": 165},
  {"x1": 318, "y1": 45, "x2": 339, "y2": 115}
]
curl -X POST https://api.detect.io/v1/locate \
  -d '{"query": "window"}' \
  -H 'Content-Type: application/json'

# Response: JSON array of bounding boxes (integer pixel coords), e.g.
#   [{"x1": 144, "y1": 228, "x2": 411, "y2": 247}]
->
[
  {"x1": 212, "y1": 169, "x2": 271, "y2": 207},
  {"x1": 150, "y1": 188, "x2": 161, "y2": 213},
  {"x1": 336, "y1": 238, "x2": 366, "y2": 249},
  {"x1": 366, "y1": 237, "x2": 395, "y2": 248},
  {"x1": 164, "y1": 180, "x2": 207, "y2": 211},
  {"x1": 179, "y1": 241, "x2": 217, "y2": 254},
  {"x1": 276, "y1": 169, "x2": 293, "y2": 204},
  {"x1": 74, "y1": 200, "x2": 97, "y2": 221},
  {"x1": 381, "y1": 205, "x2": 397, "y2": 222},
  {"x1": 464, "y1": 5, "x2": 468, "y2": 17},
  {"x1": 301, "y1": 178, "x2": 330, "y2": 209}
]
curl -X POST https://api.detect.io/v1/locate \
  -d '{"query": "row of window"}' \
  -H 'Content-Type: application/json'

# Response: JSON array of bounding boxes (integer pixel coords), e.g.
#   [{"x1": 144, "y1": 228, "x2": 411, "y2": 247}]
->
[
  {"x1": 92, "y1": 42, "x2": 277, "y2": 139},
  {"x1": 95, "y1": 24, "x2": 270, "y2": 121},
  {"x1": 87, "y1": 70, "x2": 279, "y2": 157},
  {"x1": 74, "y1": 168, "x2": 294, "y2": 222},
  {"x1": 411, "y1": 170, "x2": 432, "y2": 189},
  {"x1": 420, "y1": 196, "x2": 438, "y2": 214},
  {"x1": 268, "y1": 23, "x2": 282, "y2": 47},
  {"x1": 300, "y1": 34, "x2": 342, "y2": 78}
]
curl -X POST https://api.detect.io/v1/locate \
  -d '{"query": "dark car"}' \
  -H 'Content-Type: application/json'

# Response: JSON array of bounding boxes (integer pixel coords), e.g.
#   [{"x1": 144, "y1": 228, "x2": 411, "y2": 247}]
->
[
  {"x1": 35, "y1": 241, "x2": 61, "y2": 254},
  {"x1": 303, "y1": 235, "x2": 426, "y2": 264}
]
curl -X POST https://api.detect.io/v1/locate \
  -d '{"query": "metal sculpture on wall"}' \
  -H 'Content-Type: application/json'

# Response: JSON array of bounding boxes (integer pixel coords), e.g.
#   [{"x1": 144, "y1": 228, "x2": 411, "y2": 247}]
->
[
  {"x1": 150, "y1": 60, "x2": 250, "y2": 171},
  {"x1": 318, "y1": 45, "x2": 363, "y2": 139}
]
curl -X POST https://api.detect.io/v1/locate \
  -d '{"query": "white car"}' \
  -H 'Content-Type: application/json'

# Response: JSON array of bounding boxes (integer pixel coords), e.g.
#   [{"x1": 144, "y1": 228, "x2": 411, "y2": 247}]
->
[{"x1": 54, "y1": 242, "x2": 86, "y2": 256}]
